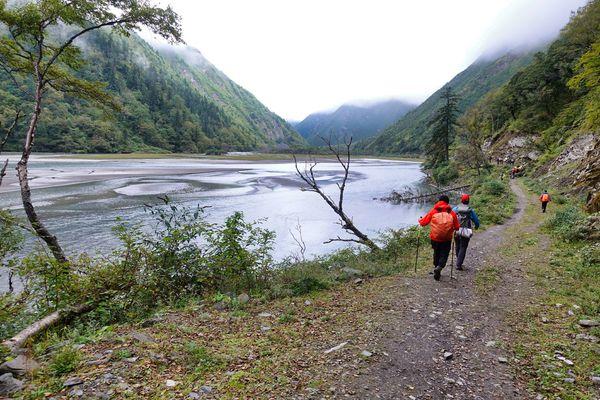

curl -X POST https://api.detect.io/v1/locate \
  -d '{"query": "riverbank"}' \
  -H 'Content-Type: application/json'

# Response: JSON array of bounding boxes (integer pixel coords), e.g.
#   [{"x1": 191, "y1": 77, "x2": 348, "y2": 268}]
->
[{"x1": 1, "y1": 171, "x2": 520, "y2": 399}]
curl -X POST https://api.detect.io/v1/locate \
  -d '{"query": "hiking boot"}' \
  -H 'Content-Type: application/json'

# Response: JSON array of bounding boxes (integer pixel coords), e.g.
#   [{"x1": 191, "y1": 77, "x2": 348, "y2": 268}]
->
[
  {"x1": 456, "y1": 265, "x2": 464, "y2": 271},
  {"x1": 433, "y1": 267, "x2": 442, "y2": 281}
]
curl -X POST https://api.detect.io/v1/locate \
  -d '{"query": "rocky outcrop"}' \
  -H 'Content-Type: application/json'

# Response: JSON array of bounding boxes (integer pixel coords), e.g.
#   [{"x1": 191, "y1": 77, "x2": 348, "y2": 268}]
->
[{"x1": 574, "y1": 136, "x2": 600, "y2": 212}]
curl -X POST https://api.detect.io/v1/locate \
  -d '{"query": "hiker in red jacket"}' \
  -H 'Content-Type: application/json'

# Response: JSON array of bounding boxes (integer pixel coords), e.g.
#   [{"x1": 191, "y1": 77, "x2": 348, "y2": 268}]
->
[
  {"x1": 419, "y1": 195, "x2": 460, "y2": 281},
  {"x1": 540, "y1": 190, "x2": 551, "y2": 213}
]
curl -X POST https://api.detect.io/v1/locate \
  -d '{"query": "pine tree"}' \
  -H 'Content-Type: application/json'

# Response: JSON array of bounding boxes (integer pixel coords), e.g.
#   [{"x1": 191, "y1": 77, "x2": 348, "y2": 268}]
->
[{"x1": 427, "y1": 86, "x2": 460, "y2": 166}]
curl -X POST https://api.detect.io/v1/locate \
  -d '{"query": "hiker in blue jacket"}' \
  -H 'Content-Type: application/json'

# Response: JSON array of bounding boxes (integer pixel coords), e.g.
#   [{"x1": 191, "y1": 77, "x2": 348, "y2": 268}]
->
[{"x1": 453, "y1": 194, "x2": 480, "y2": 271}]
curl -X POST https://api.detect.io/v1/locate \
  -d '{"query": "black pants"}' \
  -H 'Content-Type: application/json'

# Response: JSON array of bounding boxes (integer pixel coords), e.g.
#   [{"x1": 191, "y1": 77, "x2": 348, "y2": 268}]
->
[
  {"x1": 454, "y1": 235, "x2": 471, "y2": 269},
  {"x1": 542, "y1": 201, "x2": 548, "y2": 213},
  {"x1": 431, "y1": 240, "x2": 452, "y2": 270}
]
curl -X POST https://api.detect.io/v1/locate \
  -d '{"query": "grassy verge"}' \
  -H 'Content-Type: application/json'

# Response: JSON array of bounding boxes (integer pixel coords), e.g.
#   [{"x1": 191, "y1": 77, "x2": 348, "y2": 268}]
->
[{"x1": 505, "y1": 182, "x2": 599, "y2": 400}]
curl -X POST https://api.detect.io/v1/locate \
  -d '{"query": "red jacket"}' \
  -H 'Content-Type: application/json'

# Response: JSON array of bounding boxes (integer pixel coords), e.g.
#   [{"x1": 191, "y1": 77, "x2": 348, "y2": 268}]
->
[{"x1": 419, "y1": 201, "x2": 460, "y2": 242}]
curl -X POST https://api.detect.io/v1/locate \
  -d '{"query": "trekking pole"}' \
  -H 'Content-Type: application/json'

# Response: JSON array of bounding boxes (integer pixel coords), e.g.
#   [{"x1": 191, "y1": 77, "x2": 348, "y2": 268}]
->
[
  {"x1": 414, "y1": 228, "x2": 421, "y2": 273},
  {"x1": 450, "y1": 235, "x2": 456, "y2": 280}
]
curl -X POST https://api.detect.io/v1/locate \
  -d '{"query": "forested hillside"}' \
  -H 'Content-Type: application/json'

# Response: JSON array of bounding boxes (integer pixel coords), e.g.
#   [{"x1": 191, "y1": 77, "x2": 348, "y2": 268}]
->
[
  {"x1": 296, "y1": 99, "x2": 414, "y2": 145},
  {"x1": 459, "y1": 0, "x2": 600, "y2": 209},
  {"x1": 360, "y1": 51, "x2": 536, "y2": 155},
  {"x1": 0, "y1": 32, "x2": 303, "y2": 153}
]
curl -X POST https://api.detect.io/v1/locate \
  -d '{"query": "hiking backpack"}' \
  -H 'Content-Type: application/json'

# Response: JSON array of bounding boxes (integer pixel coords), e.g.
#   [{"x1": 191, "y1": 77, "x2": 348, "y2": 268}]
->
[
  {"x1": 456, "y1": 204, "x2": 472, "y2": 229},
  {"x1": 430, "y1": 211, "x2": 455, "y2": 242},
  {"x1": 541, "y1": 193, "x2": 550, "y2": 202}
]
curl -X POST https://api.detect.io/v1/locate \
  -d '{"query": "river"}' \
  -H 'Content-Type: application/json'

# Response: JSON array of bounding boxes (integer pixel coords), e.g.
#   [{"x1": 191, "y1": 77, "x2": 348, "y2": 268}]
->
[{"x1": 0, "y1": 154, "x2": 429, "y2": 292}]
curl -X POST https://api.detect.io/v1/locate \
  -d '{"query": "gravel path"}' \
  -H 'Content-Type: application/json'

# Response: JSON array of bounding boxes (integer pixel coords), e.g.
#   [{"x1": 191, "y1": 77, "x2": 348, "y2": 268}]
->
[{"x1": 343, "y1": 181, "x2": 542, "y2": 399}]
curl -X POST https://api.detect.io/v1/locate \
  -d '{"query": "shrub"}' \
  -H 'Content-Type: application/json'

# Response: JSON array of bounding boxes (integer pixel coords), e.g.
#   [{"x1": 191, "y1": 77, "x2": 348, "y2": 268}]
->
[
  {"x1": 183, "y1": 342, "x2": 224, "y2": 373},
  {"x1": 48, "y1": 346, "x2": 82, "y2": 376},
  {"x1": 432, "y1": 163, "x2": 459, "y2": 185},
  {"x1": 112, "y1": 199, "x2": 275, "y2": 307},
  {"x1": 545, "y1": 205, "x2": 588, "y2": 241},
  {"x1": 470, "y1": 176, "x2": 514, "y2": 226}
]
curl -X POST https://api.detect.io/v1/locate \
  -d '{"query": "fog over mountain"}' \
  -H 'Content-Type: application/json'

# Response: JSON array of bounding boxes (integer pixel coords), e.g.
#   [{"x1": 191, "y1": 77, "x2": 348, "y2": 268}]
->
[
  {"x1": 151, "y1": 0, "x2": 589, "y2": 120},
  {"x1": 296, "y1": 99, "x2": 415, "y2": 145}
]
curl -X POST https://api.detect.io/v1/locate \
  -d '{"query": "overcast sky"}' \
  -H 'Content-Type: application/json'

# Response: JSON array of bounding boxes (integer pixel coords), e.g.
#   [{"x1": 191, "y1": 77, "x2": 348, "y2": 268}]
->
[{"x1": 150, "y1": 0, "x2": 588, "y2": 121}]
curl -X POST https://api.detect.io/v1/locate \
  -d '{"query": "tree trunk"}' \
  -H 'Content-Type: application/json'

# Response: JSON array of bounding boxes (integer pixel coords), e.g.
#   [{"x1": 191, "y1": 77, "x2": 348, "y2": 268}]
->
[
  {"x1": 16, "y1": 83, "x2": 68, "y2": 264},
  {"x1": 2, "y1": 304, "x2": 92, "y2": 354},
  {"x1": 0, "y1": 158, "x2": 8, "y2": 188}
]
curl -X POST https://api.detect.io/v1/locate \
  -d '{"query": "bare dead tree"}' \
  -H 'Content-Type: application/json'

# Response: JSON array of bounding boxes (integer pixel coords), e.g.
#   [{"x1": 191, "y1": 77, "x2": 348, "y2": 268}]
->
[
  {"x1": 289, "y1": 218, "x2": 307, "y2": 261},
  {"x1": 0, "y1": 110, "x2": 21, "y2": 189},
  {"x1": 293, "y1": 136, "x2": 379, "y2": 251}
]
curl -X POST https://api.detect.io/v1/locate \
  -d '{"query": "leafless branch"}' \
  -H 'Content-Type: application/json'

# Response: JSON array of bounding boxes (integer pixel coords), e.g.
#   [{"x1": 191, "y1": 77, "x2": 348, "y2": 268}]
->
[
  {"x1": 289, "y1": 218, "x2": 307, "y2": 261},
  {"x1": 293, "y1": 136, "x2": 379, "y2": 251},
  {"x1": 0, "y1": 111, "x2": 22, "y2": 188}
]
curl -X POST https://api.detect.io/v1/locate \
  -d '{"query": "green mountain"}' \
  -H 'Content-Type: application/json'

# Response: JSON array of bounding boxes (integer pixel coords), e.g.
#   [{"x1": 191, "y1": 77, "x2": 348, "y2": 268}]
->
[
  {"x1": 296, "y1": 99, "x2": 415, "y2": 145},
  {"x1": 0, "y1": 32, "x2": 304, "y2": 153},
  {"x1": 361, "y1": 51, "x2": 537, "y2": 155}
]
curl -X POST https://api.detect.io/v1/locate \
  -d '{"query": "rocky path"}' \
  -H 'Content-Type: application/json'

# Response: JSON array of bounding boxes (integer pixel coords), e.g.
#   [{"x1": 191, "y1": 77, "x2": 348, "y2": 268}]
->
[{"x1": 343, "y1": 181, "x2": 543, "y2": 399}]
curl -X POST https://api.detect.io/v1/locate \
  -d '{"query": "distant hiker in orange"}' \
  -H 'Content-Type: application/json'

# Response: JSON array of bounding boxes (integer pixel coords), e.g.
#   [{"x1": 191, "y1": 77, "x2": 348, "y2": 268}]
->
[
  {"x1": 540, "y1": 190, "x2": 551, "y2": 213},
  {"x1": 419, "y1": 195, "x2": 460, "y2": 281}
]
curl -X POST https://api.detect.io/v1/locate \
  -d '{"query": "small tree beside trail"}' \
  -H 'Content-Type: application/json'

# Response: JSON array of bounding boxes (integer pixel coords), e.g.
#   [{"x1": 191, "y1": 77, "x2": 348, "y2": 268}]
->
[
  {"x1": 455, "y1": 109, "x2": 491, "y2": 176},
  {"x1": 293, "y1": 136, "x2": 379, "y2": 252},
  {"x1": 0, "y1": 0, "x2": 183, "y2": 264},
  {"x1": 427, "y1": 86, "x2": 460, "y2": 167}
]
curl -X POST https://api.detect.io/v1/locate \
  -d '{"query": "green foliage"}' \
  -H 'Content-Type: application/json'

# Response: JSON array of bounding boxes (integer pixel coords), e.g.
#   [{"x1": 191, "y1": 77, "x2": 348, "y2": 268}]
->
[
  {"x1": 207, "y1": 212, "x2": 275, "y2": 293},
  {"x1": 183, "y1": 341, "x2": 224, "y2": 373},
  {"x1": 568, "y1": 40, "x2": 600, "y2": 130},
  {"x1": 545, "y1": 205, "x2": 588, "y2": 241},
  {"x1": 430, "y1": 162, "x2": 459, "y2": 185},
  {"x1": 48, "y1": 346, "x2": 82, "y2": 377},
  {"x1": 470, "y1": 175, "x2": 515, "y2": 226}
]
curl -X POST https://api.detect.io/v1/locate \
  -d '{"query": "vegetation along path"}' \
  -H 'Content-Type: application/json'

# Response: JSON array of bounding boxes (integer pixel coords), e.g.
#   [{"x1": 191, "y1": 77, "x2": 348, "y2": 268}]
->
[{"x1": 343, "y1": 180, "x2": 545, "y2": 399}]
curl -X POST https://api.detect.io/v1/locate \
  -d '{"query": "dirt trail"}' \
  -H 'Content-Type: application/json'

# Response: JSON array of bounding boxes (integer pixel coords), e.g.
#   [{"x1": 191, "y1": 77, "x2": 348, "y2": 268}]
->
[{"x1": 343, "y1": 181, "x2": 542, "y2": 399}]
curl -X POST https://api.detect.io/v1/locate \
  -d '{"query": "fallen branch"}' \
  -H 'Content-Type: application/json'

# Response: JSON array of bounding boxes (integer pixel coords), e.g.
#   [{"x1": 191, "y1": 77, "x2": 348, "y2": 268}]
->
[
  {"x1": 3, "y1": 303, "x2": 93, "y2": 354},
  {"x1": 382, "y1": 184, "x2": 471, "y2": 204}
]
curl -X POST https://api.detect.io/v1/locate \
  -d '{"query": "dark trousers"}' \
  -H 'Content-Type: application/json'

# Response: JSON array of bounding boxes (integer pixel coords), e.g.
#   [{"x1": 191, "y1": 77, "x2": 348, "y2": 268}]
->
[
  {"x1": 542, "y1": 201, "x2": 549, "y2": 213},
  {"x1": 431, "y1": 240, "x2": 452, "y2": 270},
  {"x1": 454, "y1": 235, "x2": 471, "y2": 269}
]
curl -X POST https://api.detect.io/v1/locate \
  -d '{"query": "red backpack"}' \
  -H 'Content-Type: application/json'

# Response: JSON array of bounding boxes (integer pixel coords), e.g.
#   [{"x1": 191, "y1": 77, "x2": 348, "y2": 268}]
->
[{"x1": 431, "y1": 211, "x2": 454, "y2": 242}]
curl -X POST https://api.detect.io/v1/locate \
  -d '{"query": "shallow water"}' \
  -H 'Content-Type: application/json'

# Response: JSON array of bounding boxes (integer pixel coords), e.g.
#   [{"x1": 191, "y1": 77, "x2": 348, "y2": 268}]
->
[{"x1": 0, "y1": 155, "x2": 429, "y2": 292}]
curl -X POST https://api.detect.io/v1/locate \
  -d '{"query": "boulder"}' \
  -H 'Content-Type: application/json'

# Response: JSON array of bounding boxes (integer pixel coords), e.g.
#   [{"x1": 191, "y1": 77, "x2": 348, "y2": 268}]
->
[
  {"x1": 578, "y1": 319, "x2": 599, "y2": 328},
  {"x1": 130, "y1": 332, "x2": 156, "y2": 344},
  {"x1": 63, "y1": 377, "x2": 83, "y2": 387},
  {"x1": 237, "y1": 293, "x2": 250, "y2": 304},
  {"x1": 0, "y1": 373, "x2": 23, "y2": 396},
  {"x1": 0, "y1": 354, "x2": 40, "y2": 376},
  {"x1": 340, "y1": 267, "x2": 364, "y2": 277}
]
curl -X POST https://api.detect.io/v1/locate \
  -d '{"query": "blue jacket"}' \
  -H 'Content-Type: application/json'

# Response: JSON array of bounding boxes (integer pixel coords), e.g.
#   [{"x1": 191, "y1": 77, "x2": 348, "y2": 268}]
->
[{"x1": 453, "y1": 205, "x2": 480, "y2": 229}]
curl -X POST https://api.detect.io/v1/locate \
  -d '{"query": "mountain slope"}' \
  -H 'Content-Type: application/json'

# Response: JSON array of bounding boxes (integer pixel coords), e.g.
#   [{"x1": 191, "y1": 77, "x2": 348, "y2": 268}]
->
[
  {"x1": 296, "y1": 99, "x2": 414, "y2": 145},
  {"x1": 361, "y1": 51, "x2": 537, "y2": 155},
  {"x1": 465, "y1": 0, "x2": 600, "y2": 209},
  {"x1": 0, "y1": 31, "x2": 304, "y2": 153}
]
